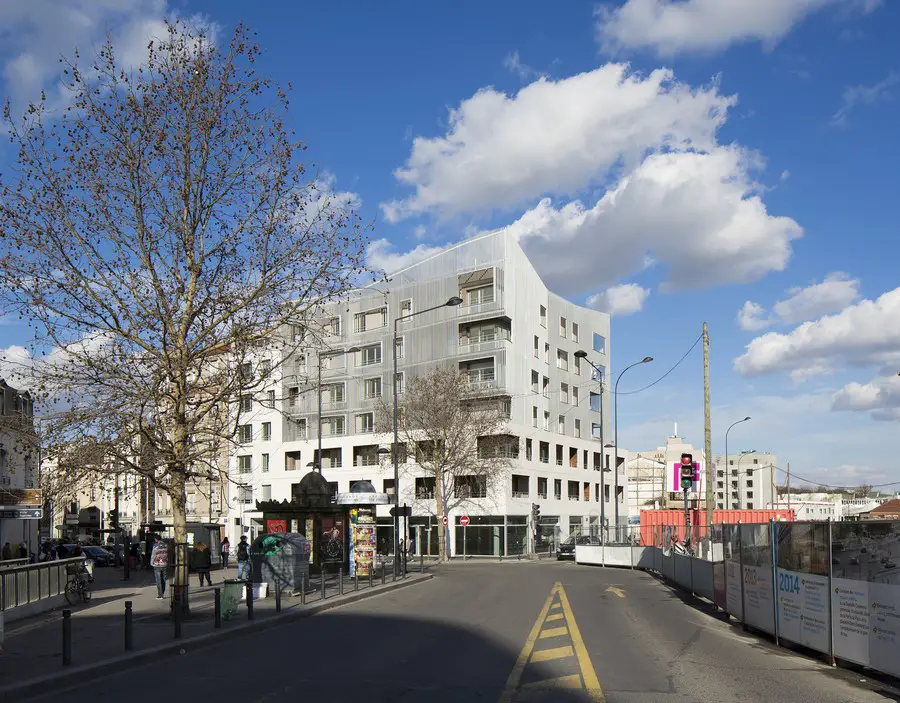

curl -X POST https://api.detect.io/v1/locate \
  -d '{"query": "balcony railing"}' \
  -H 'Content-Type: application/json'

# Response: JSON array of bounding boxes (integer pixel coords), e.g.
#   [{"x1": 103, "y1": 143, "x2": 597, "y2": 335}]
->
[
  {"x1": 458, "y1": 336, "x2": 509, "y2": 355},
  {"x1": 538, "y1": 491, "x2": 548, "y2": 499},
  {"x1": 321, "y1": 400, "x2": 347, "y2": 411},
  {"x1": 457, "y1": 299, "x2": 503, "y2": 318},
  {"x1": 511, "y1": 491, "x2": 529, "y2": 499},
  {"x1": 354, "y1": 457, "x2": 379, "y2": 467}
]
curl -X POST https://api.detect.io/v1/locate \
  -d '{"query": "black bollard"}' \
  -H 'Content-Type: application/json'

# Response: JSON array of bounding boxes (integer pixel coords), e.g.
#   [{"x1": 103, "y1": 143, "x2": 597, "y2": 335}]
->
[
  {"x1": 246, "y1": 581, "x2": 254, "y2": 621},
  {"x1": 62, "y1": 609, "x2": 72, "y2": 666},
  {"x1": 124, "y1": 601, "x2": 133, "y2": 650},
  {"x1": 382, "y1": 562, "x2": 386, "y2": 585},
  {"x1": 301, "y1": 576, "x2": 306, "y2": 605},
  {"x1": 275, "y1": 582, "x2": 282, "y2": 613},
  {"x1": 339, "y1": 568, "x2": 344, "y2": 596},
  {"x1": 420, "y1": 553, "x2": 424, "y2": 573},
  {"x1": 369, "y1": 565, "x2": 373, "y2": 588},
  {"x1": 321, "y1": 572, "x2": 327, "y2": 601},
  {"x1": 214, "y1": 588, "x2": 221, "y2": 629},
  {"x1": 355, "y1": 570, "x2": 359, "y2": 592}
]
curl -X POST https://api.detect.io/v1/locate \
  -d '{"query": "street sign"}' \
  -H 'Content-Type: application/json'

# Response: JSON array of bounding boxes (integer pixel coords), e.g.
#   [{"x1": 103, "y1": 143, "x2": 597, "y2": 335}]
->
[
  {"x1": 389, "y1": 506, "x2": 412, "y2": 517},
  {"x1": 441, "y1": 515, "x2": 448, "y2": 526},
  {"x1": 0, "y1": 508, "x2": 41, "y2": 519},
  {"x1": 460, "y1": 515, "x2": 470, "y2": 527}
]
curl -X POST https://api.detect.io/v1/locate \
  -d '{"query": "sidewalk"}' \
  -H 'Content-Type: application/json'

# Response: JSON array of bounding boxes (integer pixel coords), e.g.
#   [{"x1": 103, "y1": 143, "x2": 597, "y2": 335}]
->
[{"x1": 0, "y1": 563, "x2": 431, "y2": 698}]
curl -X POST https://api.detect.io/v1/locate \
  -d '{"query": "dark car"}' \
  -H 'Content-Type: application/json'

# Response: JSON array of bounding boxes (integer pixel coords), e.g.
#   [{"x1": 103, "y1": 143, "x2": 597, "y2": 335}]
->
[
  {"x1": 83, "y1": 545, "x2": 114, "y2": 567},
  {"x1": 557, "y1": 536, "x2": 599, "y2": 560}
]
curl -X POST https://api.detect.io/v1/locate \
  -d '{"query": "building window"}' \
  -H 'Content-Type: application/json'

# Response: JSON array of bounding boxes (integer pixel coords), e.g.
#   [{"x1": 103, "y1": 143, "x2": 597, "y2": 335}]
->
[
  {"x1": 543, "y1": 342, "x2": 550, "y2": 364},
  {"x1": 323, "y1": 382, "x2": 345, "y2": 404},
  {"x1": 288, "y1": 387, "x2": 299, "y2": 408},
  {"x1": 554, "y1": 479, "x2": 562, "y2": 500},
  {"x1": 574, "y1": 355, "x2": 581, "y2": 376},
  {"x1": 532, "y1": 406, "x2": 538, "y2": 428},
  {"x1": 383, "y1": 479, "x2": 396, "y2": 496},
  {"x1": 526, "y1": 439, "x2": 533, "y2": 461},
  {"x1": 260, "y1": 422, "x2": 271, "y2": 441},
  {"x1": 590, "y1": 392, "x2": 601, "y2": 412},
  {"x1": 531, "y1": 370, "x2": 539, "y2": 394},
  {"x1": 574, "y1": 419, "x2": 581, "y2": 438},
  {"x1": 322, "y1": 416, "x2": 346, "y2": 436},
  {"x1": 540, "y1": 442, "x2": 550, "y2": 464},
  {"x1": 560, "y1": 382, "x2": 569, "y2": 404},
  {"x1": 239, "y1": 485, "x2": 253, "y2": 504},
  {"x1": 364, "y1": 377, "x2": 382, "y2": 399},
  {"x1": 539, "y1": 305, "x2": 547, "y2": 327},
  {"x1": 261, "y1": 484, "x2": 272, "y2": 501},
  {"x1": 238, "y1": 424, "x2": 253, "y2": 444},
  {"x1": 454, "y1": 476, "x2": 487, "y2": 499},
  {"x1": 467, "y1": 285, "x2": 494, "y2": 306},
  {"x1": 416, "y1": 477, "x2": 435, "y2": 499},
  {"x1": 291, "y1": 324, "x2": 305, "y2": 343},
  {"x1": 395, "y1": 372, "x2": 405, "y2": 395},
  {"x1": 592, "y1": 333, "x2": 606, "y2": 354},
  {"x1": 262, "y1": 453, "x2": 270, "y2": 473},
  {"x1": 266, "y1": 390, "x2": 276, "y2": 408},
  {"x1": 568, "y1": 481, "x2": 580, "y2": 500},
  {"x1": 572, "y1": 322, "x2": 579, "y2": 342},
  {"x1": 538, "y1": 477, "x2": 548, "y2": 499},
  {"x1": 543, "y1": 411, "x2": 550, "y2": 431},
  {"x1": 559, "y1": 317, "x2": 567, "y2": 338},
  {"x1": 558, "y1": 415, "x2": 565, "y2": 434},
  {"x1": 237, "y1": 455, "x2": 251, "y2": 474},
  {"x1": 542, "y1": 376, "x2": 550, "y2": 398},
  {"x1": 356, "y1": 412, "x2": 375, "y2": 434},
  {"x1": 590, "y1": 364, "x2": 605, "y2": 382},
  {"x1": 400, "y1": 299, "x2": 413, "y2": 315},
  {"x1": 329, "y1": 316, "x2": 342, "y2": 336},
  {"x1": 534, "y1": 335, "x2": 540, "y2": 359},
  {"x1": 753, "y1": 458, "x2": 758, "y2": 464},
  {"x1": 239, "y1": 395, "x2": 252, "y2": 413},
  {"x1": 360, "y1": 344, "x2": 382, "y2": 366},
  {"x1": 354, "y1": 306, "x2": 387, "y2": 333},
  {"x1": 572, "y1": 386, "x2": 579, "y2": 406},
  {"x1": 285, "y1": 451, "x2": 301, "y2": 471}
]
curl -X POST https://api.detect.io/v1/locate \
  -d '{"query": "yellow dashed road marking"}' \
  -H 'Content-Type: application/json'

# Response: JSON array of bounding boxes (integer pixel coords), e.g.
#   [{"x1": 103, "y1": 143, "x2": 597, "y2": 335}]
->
[{"x1": 539, "y1": 626, "x2": 568, "y2": 639}]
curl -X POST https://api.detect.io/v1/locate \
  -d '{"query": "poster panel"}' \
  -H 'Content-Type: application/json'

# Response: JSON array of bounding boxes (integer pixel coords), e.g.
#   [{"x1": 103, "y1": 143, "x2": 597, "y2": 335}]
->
[
  {"x1": 775, "y1": 523, "x2": 830, "y2": 653},
  {"x1": 724, "y1": 524, "x2": 743, "y2": 620},
  {"x1": 830, "y1": 521, "x2": 900, "y2": 677},
  {"x1": 741, "y1": 523, "x2": 776, "y2": 635}
]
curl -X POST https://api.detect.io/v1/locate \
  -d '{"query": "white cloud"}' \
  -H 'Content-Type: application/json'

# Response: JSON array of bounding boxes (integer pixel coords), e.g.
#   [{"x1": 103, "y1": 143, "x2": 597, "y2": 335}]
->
[
  {"x1": 587, "y1": 284, "x2": 650, "y2": 316},
  {"x1": 831, "y1": 71, "x2": 899, "y2": 127},
  {"x1": 507, "y1": 147, "x2": 801, "y2": 296},
  {"x1": 833, "y1": 374, "x2": 900, "y2": 421},
  {"x1": 381, "y1": 64, "x2": 734, "y2": 221},
  {"x1": 737, "y1": 301, "x2": 773, "y2": 331},
  {"x1": 503, "y1": 51, "x2": 544, "y2": 82},
  {"x1": 366, "y1": 239, "x2": 446, "y2": 276},
  {"x1": 773, "y1": 272, "x2": 860, "y2": 323},
  {"x1": 595, "y1": 0, "x2": 881, "y2": 56},
  {"x1": 734, "y1": 286, "x2": 900, "y2": 378}
]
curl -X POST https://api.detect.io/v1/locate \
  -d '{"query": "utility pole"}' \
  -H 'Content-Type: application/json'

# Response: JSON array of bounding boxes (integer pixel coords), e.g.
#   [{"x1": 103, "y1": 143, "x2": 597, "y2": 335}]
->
[{"x1": 703, "y1": 322, "x2": 713, "y2": 534}]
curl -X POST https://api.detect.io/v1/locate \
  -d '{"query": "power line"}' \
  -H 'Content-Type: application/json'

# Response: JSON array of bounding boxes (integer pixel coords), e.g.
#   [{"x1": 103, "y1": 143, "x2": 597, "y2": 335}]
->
[{"x1": 615, "y1": 333, "x2": 703, "y2": 396}]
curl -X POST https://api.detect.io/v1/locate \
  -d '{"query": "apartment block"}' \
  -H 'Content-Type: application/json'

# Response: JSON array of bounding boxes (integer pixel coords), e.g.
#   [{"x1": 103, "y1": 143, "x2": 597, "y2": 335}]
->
[
  {"x1": 227, "y1": 228, "x2": 615, "y2": 556},
  {"x1": 711, "y1": 451, "x2": 777, "y2": 510}
]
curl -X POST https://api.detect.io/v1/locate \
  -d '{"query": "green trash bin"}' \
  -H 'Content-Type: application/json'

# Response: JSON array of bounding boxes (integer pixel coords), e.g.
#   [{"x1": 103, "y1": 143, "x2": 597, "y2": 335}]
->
[{"x1": 221, "y1": 579, "x2": 244, "y2": 620}]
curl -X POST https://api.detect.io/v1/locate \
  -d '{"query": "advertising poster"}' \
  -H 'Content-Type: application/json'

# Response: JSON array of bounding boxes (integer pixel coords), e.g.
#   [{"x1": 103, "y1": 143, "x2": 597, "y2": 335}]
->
[
  {"x1": 266, "y1": 519, "x2": 287, "y2": 533},
  {"x1": 741, "y1": 524, "x2": 776, "y2": 635},
  {"x1": 348, "y1": 507, "x2": 376, "y2": 577},
  {"x1": 304, "y1": 518, "x2": 314, "y2": 564},
  {"x1": 724, "y1": 525, "x2": 743, "y2": 620},
  {"x1": 775, "y1": 523, "x2": 830, "y2": 653},
  {"x1": 830, "y1": 521, "x2": 900, "y2": 676}
]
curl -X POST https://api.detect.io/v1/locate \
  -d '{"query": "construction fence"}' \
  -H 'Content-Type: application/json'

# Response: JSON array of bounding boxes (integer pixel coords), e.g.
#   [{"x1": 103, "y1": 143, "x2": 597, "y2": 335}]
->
[{"x1": 575, "y1": 520, "x2": 900, "y2": 681}]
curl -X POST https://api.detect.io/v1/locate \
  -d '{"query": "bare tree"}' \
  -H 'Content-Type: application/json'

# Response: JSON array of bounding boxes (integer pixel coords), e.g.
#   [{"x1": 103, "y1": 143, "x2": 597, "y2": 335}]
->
[
  {"x1": 377, "y1": 365, "x2": 514, "y2": 560},
  {"x1": 0, "y1": 22, "x2": 368, "y2": 611}
]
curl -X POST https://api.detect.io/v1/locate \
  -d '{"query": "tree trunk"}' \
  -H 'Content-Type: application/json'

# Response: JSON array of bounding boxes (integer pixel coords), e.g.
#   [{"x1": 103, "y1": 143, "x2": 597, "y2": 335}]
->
[{"x1": 170, "y1": 467, "x2": 190, "y2": 618}]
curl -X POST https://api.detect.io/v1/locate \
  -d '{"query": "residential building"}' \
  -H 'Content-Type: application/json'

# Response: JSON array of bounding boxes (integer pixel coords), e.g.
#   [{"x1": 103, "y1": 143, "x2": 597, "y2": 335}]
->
[
  {"x1": 0, "y1": 379, "x2": 40, "y2": 551},
  {"x1": 711, "y1": 451, "x2": 777, "y2": 511},
  {"x1": 226, "y1": 228, "x2": 614, "y2": 556}
]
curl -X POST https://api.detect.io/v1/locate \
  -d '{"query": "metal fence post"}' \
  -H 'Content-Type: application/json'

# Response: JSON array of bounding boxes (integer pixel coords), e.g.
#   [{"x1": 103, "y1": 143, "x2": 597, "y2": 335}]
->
[
  {"x1": 124, "y1": 601, "x2": 133, "y2": 651},
  {"x1": 368, "y1": 565, "x2": 373, "y2": 588},
  {"x1": 321, "y1": 572, "x2": 326, "y2": 601},
  {"x1": 214, "y1": 588, "x2": 222, "y2": 628},
  {"x1": 770, "y1": 519, "x2": 779, "y2": 647},
  {"x1": 354, "y1": 570, "x2": 359, "y2": 592},
  {"x1": 381, "y1": 562, "x2": 386, "y2": 585},
  {"x1": 339, "y1": 568, "x2": 344, "y2": 596},
  {"x1": 62, "y1": 609, "x2": 72, "y2": 666},
  {"x1": 246, "y1": 581, "x2": 254, "y2": 621},
  {"x1": 827, "y1": 519, "x2": 836, "y2": 667},
  {"x1": 275, "y1": 582, "x2": 282, "y2": 613}
]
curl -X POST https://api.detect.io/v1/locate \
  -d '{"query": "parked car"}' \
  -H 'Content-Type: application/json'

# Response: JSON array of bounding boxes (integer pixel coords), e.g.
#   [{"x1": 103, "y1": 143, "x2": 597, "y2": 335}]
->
[
  {"x1": 82, "y1": 545, "x2": 114, "y2": 567},
  {"x1": 557, "y1": 535, "x2": 599, "y2": 560}
]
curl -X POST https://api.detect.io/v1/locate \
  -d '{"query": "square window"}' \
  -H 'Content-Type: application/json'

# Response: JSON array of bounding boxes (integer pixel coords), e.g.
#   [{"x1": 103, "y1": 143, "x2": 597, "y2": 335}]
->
[
  {"x1": 357, "y1": 412, "x2": 375, "y2": 434},
  {"x1": 592, "y1": 333, "x2": 606, "y2": 354},
  {"x1": 239, "y1": 395, "x2": 252, "y2": 413},
  {"x1": 237, "y1": 455, "x2": 251, "y2": 473},
  {"x1": 238, "y1": 424, "x2": 253, "y2": 444},
  {"x1": 572, "y1": 322, "x2": 579, "y2": 342},
  {"x1": 400, "y1": 299, "x2": 413, "y2": 315},
  {"x1": 360, "y1": 344, "x2": 382, "y2": 366},
  {"x1": 364, "y1": 377, "x2": 382, "y2": 399},
  {"x1": 560, "y1": 316, "x2": 567, "y2": 338}
]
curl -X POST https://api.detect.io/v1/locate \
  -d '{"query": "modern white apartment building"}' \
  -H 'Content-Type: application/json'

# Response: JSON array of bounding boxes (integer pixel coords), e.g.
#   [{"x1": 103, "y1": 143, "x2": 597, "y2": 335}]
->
[
  {"x1": 227, "y1": 229, "x2": 615, "y2": 556},
  {"x1": 712, "y1": 451, "x2": 777, "y2": 511}
]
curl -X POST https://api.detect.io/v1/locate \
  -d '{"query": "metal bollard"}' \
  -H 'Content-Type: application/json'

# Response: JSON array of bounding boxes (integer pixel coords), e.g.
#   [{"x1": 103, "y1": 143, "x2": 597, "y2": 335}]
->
[
  {"x1": 246, "y1": 581, "x2": 254, "y2": 621},
  {"x1": 321, "y1": 573, "x2": 327, "y2": 601},
  {"x1": 275, "y1": 582, "x2": 282, "y2": 613},
  {"x1": 214, "y1": 588, "x2": 222, "y2": 629},
  {"x1": 382, "y1": 562, "x2": 386, "y2": 585},
  {"x1": 420, "y1": 553, "x2": 424, "y2": 573},
  {"x1": 301, "y1": 576, "x2": 306, "y2": 605},
  {"x1": 369, "y1": 565, "x2": 373, "y2": 588},
  {"x1": 124, "y1": 601, "x2": 133, "y2": 651},
  {"x1": 355, "y1": 570, "x2": 359, "y2": 592},
  {"x1": 62, "y1": 609, "x2": 72, "y2": 666},
  {"x1": 339, "y1": 568, "x2": 344, "y2": 596}
]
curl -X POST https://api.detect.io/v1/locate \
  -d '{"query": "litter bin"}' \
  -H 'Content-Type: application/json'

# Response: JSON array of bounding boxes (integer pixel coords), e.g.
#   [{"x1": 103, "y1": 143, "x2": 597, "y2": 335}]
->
[
  {"x1": 252, "y1": 532, "x2": 310, "y2": 594},
  {"x1": 221, "y1": 579, "x2": 244, "y2": 620}
]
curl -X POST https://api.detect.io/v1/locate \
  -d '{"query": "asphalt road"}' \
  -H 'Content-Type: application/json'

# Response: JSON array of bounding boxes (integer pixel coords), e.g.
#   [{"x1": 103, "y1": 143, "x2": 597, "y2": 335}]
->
[{"x1": 28, "y1": 561, "x2": 900, "y2": 703}]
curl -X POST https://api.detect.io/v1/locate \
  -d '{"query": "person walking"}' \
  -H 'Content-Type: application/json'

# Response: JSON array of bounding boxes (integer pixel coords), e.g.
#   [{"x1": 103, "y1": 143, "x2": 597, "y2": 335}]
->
[
  {"x1": 150, "y1": 539, "x2": 168, "y2": 599},
  {"x1": 236, "y1": 535, "x2": 251, "y2": 581},
  {"x1": 221, "y1": 537, "x2": 230, "y2": 569},
  {"x1": 192, "y1": 542, "x2": 212, "y2": 586},
  {"x1": 1, "y1": 542, "x2": 11, "y2": 561}
]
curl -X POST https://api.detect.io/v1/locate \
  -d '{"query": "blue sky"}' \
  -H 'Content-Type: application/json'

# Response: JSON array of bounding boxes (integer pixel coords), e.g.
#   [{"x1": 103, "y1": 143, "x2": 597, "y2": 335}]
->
[{"x1": 1, "y1": 1, "x2": 898, "y2": 488}]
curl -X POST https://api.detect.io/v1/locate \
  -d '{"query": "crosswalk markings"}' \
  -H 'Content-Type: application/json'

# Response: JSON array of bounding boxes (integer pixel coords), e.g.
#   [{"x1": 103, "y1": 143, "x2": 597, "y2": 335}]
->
[{"x1": 498, "y1": 581, "x2": 604, "y2": 702}]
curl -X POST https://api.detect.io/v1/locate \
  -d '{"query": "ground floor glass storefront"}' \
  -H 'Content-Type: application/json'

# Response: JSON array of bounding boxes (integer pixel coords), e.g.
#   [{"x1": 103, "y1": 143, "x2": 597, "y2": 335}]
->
[{"x1": 454, "y1": 515, "x2": 529, "y2": 557}]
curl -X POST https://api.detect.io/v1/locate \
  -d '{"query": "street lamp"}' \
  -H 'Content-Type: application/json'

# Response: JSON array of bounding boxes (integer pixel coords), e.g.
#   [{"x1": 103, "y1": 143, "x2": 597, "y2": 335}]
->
[
  {"x1": 316, "y1": 347, "x2": 359, "y2": 473},
  {"x1": 612, "y1": 356, "x2": 653, "y2": 539},
  {"x1": 724, "y1": 417, "x2": 751, "y2": 510},
  {"x1": 574, "y1": 350, "x2": 610, "y2": 540},
  {"x1": 392, "y1": 296, "x2": 462, "y2": 575}
]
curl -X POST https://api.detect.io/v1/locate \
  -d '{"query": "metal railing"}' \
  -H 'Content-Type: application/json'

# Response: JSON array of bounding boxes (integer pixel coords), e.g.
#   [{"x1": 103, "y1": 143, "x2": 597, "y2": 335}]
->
[{"x1": 0, "y1": 558, "x2": 85, "y2": 611}]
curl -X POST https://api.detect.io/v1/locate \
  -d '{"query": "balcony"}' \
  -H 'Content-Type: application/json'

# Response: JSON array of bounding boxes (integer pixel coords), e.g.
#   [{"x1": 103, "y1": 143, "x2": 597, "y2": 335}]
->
[
  {"x1": 511, "y1": 492, "x2": 529, "y2": 499},
  {"x1": 321, "y1": 400, "x2": 347, "y2": 412},
  {"x1": 458, "y1": 337, "x2": 509, "y2": 355},
  {"x1": 457, "y1": 298, "x2": 503, "y2": 319}
]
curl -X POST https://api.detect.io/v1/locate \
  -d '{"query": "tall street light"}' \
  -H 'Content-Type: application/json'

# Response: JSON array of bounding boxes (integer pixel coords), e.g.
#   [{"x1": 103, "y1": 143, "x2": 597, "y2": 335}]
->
[
  {"x1": 724, "y1": 417, "x2": 751, "y2": 511},
  {"x1": 316, "y1": 347, "x2": 359, "y2": 473},
  {"x1": 393, "y1": 296, "x2": 463, "y2": 575},
  {"x1": 574, "y1": 350, "x2": 610, "y2": 541},
  {"x1": 612, "y1": 356, "x2": 653, "y2": 539}
]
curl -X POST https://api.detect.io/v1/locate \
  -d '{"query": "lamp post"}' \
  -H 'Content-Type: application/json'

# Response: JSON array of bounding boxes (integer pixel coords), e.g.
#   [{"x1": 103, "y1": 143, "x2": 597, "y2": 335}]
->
[
  {"x1": 316, "y1": 347, "x2": 359, "y2": 473},
  {"x1": 724, "y1": 417, "x2": 751, "y2": 510},
  {"x1": 574, "y1": 350, "x2": 611, "y2": 542},
  {"x1": 392, "y1": 296, "x2": 463, "y2": 575},
  {"x1": 612, "y1": 356, "x2": 653, "y2": 540}
]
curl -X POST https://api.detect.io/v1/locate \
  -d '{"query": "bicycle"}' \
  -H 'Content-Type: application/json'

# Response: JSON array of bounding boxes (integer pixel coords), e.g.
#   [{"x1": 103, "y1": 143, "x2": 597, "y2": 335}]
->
[{"x1": 64, "y1": 560, "x2": 93, "y2": 605}]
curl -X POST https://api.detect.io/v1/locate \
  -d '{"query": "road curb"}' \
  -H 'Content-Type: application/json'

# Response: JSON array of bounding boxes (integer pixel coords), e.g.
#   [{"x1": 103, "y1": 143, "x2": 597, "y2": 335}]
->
[{"x1": 0, "y1": 573, "x2": 433, "y2": 702}]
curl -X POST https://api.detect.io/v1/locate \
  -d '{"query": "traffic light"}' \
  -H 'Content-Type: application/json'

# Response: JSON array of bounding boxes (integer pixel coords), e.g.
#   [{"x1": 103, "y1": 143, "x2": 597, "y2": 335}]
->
[
  {"x1": 531, "y1": 503, "x2": 540, "y2": 523},
  {"x1": 108, "y1": 509, "x2": 119, "y2": 529},
  {"x1": 680, "y1": 453, "x2": 694, "y2": 490}
]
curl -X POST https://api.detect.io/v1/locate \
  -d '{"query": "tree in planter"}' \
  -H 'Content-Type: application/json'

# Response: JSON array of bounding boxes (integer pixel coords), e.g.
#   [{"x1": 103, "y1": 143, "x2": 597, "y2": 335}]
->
[
  {"x1": 377, "y1": 365, "x2": 514, "y2": 560},
  {"x1": 0, "y1": 22, "x2": 368, "y2": 614}
]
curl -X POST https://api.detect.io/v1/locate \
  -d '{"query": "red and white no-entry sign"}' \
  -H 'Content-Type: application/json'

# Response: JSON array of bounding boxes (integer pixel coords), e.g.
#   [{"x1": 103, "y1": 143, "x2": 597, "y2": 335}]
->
[
  {"x1": 441, "y1": 515, "x2": 448, "y2": 526},
  {"x1": 460, "y1": 515, "x2": 470, "y2": 527}
]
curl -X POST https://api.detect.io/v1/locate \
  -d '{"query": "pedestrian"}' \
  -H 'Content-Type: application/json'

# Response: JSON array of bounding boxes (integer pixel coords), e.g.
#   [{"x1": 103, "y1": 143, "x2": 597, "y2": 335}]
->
[
  {"x1": 236, "y1": 535, "x2": 251, "y2": 581},
  {"x1": 18, "y1": 543, "x2": 28, "y2": 559},
  {"x1": 150, "y1": 538, "x2": 168, "y2": 599},
  {"x1": 192, "y1": 542, "x2": 212, "y2": 586},
  {"x1": 221, "y1": 536, "x2": 230, "y2": 569},
  {"x1": 1, "y1": 542, "x2": 10, "y2": 561}
]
